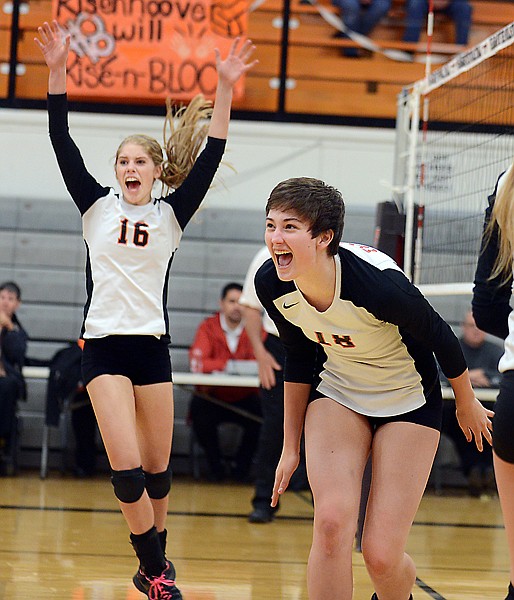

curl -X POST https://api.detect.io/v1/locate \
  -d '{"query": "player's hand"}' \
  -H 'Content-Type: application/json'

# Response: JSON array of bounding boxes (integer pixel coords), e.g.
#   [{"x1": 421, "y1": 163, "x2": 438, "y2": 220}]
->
[
  {"x1": 456, "y1": 396, "x2": 494, "y2": 452},
  {"x1": 271, "y1": 449, "x2": 299, "y2": 507},
  {"x1": 214, "y1": 37, "x2": 258, "y2": 89},
  {"x1": 34, "y1": 20, "x2": 70, "y2": 70}
]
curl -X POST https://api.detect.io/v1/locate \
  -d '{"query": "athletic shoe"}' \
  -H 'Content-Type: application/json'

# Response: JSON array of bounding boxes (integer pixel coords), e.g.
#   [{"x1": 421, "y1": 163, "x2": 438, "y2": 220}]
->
[
  {"x1": 248, "y1": 507, "x2": 275, "y2": 523},
  {"x1": 505, "y1": 581, "x2": 514, "y2": 599},
  {"x1": 133, "y1": 560, "x2": 182, "y2": 599}
]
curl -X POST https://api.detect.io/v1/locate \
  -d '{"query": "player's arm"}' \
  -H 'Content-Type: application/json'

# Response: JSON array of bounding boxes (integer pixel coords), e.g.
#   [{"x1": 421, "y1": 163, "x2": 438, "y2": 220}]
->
[
  {"x1": 208, "y1": 38, "x2": 257, "y2": 140},
  {"x1": 35, "y1": 21, "x2": 109, "y2": 214},
  {"x1": 271, "y1": 381, "x2": 310, "y2": 507},
  {"x1": 371, "y1": 269, "x2": 494, "y2": 450},
  {"x1": 171, "y1": 40, "x2": 257, "y2": 228}
]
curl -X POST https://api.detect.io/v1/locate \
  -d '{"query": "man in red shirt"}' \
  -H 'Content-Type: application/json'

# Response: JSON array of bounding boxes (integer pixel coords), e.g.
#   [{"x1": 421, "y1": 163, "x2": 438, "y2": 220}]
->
[{"x1": 189, "y1": 283, "x2": 263, "y2": 481}]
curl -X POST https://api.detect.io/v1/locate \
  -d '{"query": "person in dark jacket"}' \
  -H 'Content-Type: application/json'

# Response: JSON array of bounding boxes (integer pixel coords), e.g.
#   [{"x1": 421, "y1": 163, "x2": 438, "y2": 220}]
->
[{"x1": 0, "y1": 281, "x2": 28, "y2": 472}]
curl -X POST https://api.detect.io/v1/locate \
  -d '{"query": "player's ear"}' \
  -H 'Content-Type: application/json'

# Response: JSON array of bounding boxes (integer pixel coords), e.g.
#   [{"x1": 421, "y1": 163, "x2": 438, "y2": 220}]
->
[{"x1": 318, "y1": 230, "x2": 334, "y2": 249}]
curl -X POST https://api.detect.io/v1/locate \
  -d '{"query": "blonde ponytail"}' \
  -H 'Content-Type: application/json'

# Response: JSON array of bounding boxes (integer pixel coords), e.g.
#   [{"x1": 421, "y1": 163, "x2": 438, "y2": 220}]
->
[
  {"x1": 160, "y1": 94, "x2": 213, "y2": 192},
  {"x1": 487, "y1": 164, "x2": 514, "y2": 282}
]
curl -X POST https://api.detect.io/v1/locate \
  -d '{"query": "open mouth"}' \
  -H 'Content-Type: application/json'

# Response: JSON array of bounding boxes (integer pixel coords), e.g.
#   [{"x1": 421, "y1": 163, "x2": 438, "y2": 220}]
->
[
  {"x1": 275, "y1": 250, "x2": 293, "y2": 267},
  {"x1": 125, "y1": 177, "x2": 141, "y2": 191}
]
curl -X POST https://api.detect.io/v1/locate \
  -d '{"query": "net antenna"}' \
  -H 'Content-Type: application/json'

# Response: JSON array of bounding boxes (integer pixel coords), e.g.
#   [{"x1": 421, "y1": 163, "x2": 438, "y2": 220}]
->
[{"x1": 393, "y1": 21, "x2": 514, "y2": 298}]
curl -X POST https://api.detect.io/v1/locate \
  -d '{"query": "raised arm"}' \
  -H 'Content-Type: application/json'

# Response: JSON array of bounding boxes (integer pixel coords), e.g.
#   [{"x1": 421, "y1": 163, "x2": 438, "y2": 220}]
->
[
  {"x1": 33, "y1": 20, "x2": 110, "y2": 214},
  {"x1": 209, "y1": 37, "x2": 258, "y2": 139}
]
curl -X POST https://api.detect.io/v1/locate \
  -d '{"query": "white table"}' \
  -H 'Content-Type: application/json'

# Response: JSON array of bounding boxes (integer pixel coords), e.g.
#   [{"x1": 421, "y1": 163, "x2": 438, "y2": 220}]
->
[
  {"x1": 441, "y1": 386, "x2": 498, "y2": 402},
  {"x1": 23, "y1": 365, "x2": 498, "y2": 401},
  {"x1": 23, "y1": 366, "x2": 259, "y2": 389}
]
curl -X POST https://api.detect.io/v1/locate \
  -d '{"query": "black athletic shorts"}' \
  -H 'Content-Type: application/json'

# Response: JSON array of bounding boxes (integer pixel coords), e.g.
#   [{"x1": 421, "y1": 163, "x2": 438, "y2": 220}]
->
[
  {"x1": 81, "y1": 335, "x2": 172, "y2": 387},
  {"x1": 493, "y1": 369, "x2": 514, "y2": 463},
  {"x1": 310, "y1": 378, "x2": 443, "y2": 432}
]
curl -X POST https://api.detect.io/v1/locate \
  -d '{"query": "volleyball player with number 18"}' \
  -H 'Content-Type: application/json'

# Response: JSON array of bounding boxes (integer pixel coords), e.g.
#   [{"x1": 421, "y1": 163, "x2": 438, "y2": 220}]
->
[
  {"x1": 255, "y1": 177, "x2": 493, "y2": 600},
  {"x1": 34, "y1": 21, "x2": 257, "y2": 599}
]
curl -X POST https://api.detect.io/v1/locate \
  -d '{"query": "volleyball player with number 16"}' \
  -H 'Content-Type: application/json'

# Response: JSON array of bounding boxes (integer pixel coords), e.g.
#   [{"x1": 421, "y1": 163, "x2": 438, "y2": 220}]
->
[{"x1": 35, "y1": 21, "x2": 257, "y2": 599}]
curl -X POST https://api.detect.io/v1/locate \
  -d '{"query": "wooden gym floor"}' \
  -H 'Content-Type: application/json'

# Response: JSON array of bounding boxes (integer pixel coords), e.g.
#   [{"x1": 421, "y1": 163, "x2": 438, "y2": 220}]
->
[{"x1": 0, "y1": 472, "x2": 509, "y2": 599}]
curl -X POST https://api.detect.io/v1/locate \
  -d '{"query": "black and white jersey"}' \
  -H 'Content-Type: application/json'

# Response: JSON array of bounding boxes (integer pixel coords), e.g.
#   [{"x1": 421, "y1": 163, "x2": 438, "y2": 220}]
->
[
  {"x1": 255, "y1": 242, "x2": 467, "y2": 417},
  {"x1": 48, "y1": 94, "x2": 225, "y2": 341}
]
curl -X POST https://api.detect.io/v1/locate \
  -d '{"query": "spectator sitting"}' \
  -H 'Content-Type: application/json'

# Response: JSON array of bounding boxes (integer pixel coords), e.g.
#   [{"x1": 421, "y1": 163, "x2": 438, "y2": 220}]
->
[
  {"x1": 44, "y1": 340, "x2": 101, "y2": 477},
  {"x1": 331, "y1": 0, "x2": 392, "y2": 57},
  {"x1": 0, "y1": 281, "x2": 28, "y2": 475},
  {"x1": 402, "y1": 0, "x2": 472, "y2": 46},
  {"x1": 189, "y1": 282, "x2": 263, "y2": 482},
  {"x1": 441, "y1": 310, "x2": 502, "y2": 496}
]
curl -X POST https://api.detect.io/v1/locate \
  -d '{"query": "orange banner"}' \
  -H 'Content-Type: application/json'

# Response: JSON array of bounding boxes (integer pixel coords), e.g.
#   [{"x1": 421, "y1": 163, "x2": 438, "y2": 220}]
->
[{"x1": 52, "y1": 0, "x2": 249, "y2": 102}]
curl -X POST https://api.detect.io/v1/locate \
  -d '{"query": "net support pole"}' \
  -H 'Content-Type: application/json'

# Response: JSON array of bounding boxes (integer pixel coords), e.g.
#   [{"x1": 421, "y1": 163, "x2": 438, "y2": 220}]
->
[{"x1": 403, "y1": 84, "x2": 421, "y2": 281}]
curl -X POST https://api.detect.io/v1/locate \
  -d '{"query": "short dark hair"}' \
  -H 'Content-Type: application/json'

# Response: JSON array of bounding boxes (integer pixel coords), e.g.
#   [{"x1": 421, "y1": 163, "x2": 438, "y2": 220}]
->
[
  {"x1": 0, "y1": 281, "x2": 21, "y2": 300},
  {"x1": 265, "y1": 177, "x2": 345, "y2": 256},
  {"x1": 221, "y1": 282, "x2": 243, "y2": 299}
]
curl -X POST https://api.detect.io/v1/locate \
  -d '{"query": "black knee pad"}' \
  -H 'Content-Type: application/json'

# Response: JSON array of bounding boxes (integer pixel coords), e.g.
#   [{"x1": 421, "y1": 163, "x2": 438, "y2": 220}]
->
[
  {"x1": 493, "y1": 374, "x2": 514, "y2": 464},
  {"x1": 144, "y1": 465, "x2": 172, "y2": 499},
  {"x1": 111, "y1": 466, "x2": 146, "y2": 503}
]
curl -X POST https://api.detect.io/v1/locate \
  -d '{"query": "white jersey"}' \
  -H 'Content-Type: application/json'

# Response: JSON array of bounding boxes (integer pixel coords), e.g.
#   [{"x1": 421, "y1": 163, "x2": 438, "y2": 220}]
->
[
  {"x1": 48, "y1": 93, "x2": 225, "y2": 341},
  {"x1": 81, "y1": 191, "x2": 182, "y2": 338}
]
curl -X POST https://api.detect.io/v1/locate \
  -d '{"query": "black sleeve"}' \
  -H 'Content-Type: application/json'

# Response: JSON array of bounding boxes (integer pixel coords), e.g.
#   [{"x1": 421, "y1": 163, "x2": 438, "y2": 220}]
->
[
  {"x1": 162, "y1": 136, "x2": 226, "y2": 230},
  {"x1": 366, "y1": 268, "x2": 467, "y2": 380},
  {"x1": 472, "y1": 179, "x2": 512, "y2": 339},
  {"x1": 48, "y1": 94, "x2": 111, "y2": 215},
  {"x1": 255, "y1": 260, "x2": 319, "y2": 384}
]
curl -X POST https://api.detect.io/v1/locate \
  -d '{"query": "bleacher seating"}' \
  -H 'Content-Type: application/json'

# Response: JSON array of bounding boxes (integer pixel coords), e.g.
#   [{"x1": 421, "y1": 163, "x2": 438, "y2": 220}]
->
[{"x1": 1, "y1": 0, "x2": 513, "y2": 118}]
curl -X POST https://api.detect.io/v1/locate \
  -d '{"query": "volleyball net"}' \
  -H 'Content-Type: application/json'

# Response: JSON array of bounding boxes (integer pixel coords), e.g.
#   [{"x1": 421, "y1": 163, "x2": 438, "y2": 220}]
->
[{"x1": 393, "y1": 22, "x2": 514, "y2": 298}]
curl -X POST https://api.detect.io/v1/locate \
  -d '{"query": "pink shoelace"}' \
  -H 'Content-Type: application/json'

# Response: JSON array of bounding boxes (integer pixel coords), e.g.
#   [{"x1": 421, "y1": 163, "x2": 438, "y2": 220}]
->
[{"x1": 146, "y1": 566, "x2": 177, "y2": 600}]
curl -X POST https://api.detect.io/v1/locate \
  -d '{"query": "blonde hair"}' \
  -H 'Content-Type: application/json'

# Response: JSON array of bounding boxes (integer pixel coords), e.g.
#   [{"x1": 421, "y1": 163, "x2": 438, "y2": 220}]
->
[
  {"x1": 115, "y1": 94, "x2": 213, "y2": 194},
  {"x1": 486, "y1": 164, "x2": 514, "y2": 282}
]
